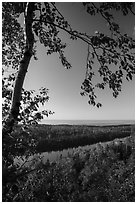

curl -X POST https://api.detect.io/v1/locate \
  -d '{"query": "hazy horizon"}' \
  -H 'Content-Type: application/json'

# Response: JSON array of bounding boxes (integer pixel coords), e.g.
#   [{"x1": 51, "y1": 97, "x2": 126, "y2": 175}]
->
[{"x1": 40, "y1": 119, "x2": 135, "y2": 126}]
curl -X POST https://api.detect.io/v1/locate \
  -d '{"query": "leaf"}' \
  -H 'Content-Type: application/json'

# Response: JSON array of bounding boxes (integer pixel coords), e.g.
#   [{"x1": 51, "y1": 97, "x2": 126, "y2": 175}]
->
[
  {"x1": 128, "y1": 72, "x2": 132, "y2": 80},
  {"x1": 24, "y1": 108, "x2": 30, "y2": 114},
  {"x1": 121, "y1": 60, "x2": 125, "y2": 67},
  {"x1": 96, "y1": 103, "x2": 102, "y2": 108},
  {"x1": 42, "y1": 7, "x2": 45, "y2": 12}
]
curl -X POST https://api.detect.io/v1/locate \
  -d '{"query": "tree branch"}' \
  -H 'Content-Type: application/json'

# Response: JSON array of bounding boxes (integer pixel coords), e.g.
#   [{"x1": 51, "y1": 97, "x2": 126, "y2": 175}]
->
[
  {"x1": 50, "y1": 3, "x2": 65, "y2": 20},
  {"x1": 34, "y1": 19, "x2": 95, "y2": 51},
  {"x1": 34, "y1": 18, "x2": 134, "y2": 70},
  {"x1": 128, "y1": 7, "x2": 135, "y2": 15}
]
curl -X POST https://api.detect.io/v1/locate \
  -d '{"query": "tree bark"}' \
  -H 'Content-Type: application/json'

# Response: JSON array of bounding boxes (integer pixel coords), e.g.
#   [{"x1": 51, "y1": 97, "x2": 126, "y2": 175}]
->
[{"x1": 3, "y1": 2, "x2": 35, "y2": 135}]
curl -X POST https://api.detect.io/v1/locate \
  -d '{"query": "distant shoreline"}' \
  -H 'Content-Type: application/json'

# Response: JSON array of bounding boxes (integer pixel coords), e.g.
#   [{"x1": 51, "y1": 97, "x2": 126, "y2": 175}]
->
[
  {"x1": 40, "y1": 119, "x2": 135, "y2": 126},
  {"x1": 38, "y1": 123, "x2": 135, "y2": 126}
]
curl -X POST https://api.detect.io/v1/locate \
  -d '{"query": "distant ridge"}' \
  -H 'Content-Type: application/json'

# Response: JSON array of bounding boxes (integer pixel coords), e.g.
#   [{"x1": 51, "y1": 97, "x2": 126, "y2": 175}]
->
[{"x1": 40, "y1": 120, "x2": 135, "y2": 126}]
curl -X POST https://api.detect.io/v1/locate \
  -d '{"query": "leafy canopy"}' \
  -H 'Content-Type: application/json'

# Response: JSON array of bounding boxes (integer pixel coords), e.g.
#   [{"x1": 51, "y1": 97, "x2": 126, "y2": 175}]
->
[{"x1": 2, "y1": 2, "x2": 135, "y2": 113}]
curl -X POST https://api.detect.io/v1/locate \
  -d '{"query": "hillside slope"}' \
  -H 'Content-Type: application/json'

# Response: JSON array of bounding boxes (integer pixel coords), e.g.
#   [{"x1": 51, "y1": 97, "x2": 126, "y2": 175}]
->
[{"x1": 12, "y1": 134, "x2": 135, "y2": 202}]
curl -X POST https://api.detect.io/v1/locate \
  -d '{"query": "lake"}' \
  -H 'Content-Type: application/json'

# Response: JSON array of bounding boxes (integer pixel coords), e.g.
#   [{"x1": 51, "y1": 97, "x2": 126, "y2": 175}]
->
[
  {"x1": 14, "y1": 121, "x2": 135, "y2": 168},
  {"x1": 14, "y1": 142, "x2": 102, "y2": 168},
  {"x1": 14, "y1": 132, "x2": 133, "y2": 169}
]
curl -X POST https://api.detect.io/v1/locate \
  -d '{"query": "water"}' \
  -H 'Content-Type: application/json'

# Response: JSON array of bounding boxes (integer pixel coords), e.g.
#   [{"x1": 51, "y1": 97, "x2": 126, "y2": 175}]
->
[
  {"x1": 15, "y1": 119, "x2": 135, "y2": 168},
  {"x1": 41, "y1": 119, "x2": 135, "y2": 126},
  {"x1": 14, "y1": 143, "x2": 98, "y2": 168}
]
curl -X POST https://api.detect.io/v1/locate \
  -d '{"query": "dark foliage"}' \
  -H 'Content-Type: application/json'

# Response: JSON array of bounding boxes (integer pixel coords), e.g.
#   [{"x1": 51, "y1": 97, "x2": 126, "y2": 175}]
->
[
  {"x1": 3, "y1": 134, "x2": 134, "y2": 202},
  {"x1": 34, "y1": 124, "x2": 132, "y2": 152}
]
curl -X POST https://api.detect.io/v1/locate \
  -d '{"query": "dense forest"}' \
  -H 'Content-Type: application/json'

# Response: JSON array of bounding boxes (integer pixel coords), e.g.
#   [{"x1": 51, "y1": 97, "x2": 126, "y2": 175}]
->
[{"x1": 4, "y1": 127, "x2": 135, "y2": 201}]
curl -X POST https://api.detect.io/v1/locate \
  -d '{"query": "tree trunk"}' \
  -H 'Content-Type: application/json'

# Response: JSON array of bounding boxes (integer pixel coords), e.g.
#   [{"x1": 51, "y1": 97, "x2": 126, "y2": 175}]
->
[{"x1": 3, "y1": 2, "x2": 35, "y2": 135}]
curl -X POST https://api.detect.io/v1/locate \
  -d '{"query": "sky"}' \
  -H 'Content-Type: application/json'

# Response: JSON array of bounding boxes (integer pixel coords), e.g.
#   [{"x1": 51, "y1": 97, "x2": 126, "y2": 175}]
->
[{"x1": 23, "y1": 2, "x2": 135, "y2": 121}]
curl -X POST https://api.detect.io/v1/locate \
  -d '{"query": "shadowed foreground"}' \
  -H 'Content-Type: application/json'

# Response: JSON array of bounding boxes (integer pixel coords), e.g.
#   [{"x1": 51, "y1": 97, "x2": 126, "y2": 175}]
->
[{"x1": 4, "y1": 130, "x2": 135, "y2": 202}]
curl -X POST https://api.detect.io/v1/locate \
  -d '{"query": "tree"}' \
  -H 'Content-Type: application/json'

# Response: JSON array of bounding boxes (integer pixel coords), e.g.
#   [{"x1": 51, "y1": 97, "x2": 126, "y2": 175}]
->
[
  {"x1": 3, "y1": 2, "x2": 135, "y2": 132},
  {"x1": 2, "y1": 2, "x2": 135, "y2": 200}
]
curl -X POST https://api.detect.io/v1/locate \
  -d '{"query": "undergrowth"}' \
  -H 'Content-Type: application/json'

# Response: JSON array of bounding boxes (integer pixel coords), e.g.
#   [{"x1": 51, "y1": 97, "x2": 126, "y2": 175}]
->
[{"x1": 5, "y1": 134, "x2": 134, "y2": 202}]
